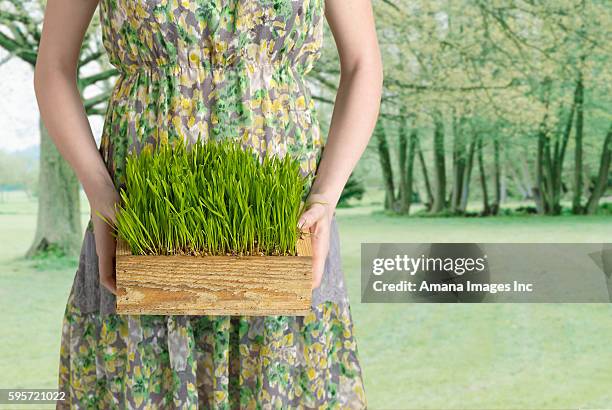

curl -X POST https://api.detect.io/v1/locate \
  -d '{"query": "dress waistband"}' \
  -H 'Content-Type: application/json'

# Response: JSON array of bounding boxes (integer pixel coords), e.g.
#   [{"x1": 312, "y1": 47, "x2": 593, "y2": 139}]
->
[{"x1": 116, "y1": 57, "x2": 304, "y2": 77}]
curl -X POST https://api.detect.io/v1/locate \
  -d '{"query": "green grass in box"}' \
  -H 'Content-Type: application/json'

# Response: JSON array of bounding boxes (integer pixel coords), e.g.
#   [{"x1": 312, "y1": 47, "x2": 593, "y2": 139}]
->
[{"x1": 114, "y1": 138, "x2": 308, "y2": 257}]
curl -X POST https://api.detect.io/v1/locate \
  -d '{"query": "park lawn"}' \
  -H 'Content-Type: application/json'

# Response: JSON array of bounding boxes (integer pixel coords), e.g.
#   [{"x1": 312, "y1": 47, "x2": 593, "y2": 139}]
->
[
  {"x1": 1, "y1": 191, "x2": 611, "y2": 409},
  {"x1": 336, "y1": 210, "x2": 612, "y2": 409}
]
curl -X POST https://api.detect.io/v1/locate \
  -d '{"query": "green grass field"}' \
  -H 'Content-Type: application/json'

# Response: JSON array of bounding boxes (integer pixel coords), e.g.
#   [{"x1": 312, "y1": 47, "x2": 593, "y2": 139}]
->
[{"x1": 1, "y1": 191, "x2": 611, "y2": 409}]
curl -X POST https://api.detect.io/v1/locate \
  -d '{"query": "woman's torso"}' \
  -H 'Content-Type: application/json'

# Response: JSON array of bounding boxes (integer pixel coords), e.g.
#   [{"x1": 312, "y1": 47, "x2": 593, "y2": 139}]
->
[{"x1": 97, "y1": 0, "x2": 325, "y2": 188}]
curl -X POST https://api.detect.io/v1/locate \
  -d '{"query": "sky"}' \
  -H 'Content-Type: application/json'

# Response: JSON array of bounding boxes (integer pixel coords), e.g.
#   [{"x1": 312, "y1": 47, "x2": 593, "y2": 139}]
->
[{"x1": 0, "y1": 51, "x2": 103, "y2": 153}]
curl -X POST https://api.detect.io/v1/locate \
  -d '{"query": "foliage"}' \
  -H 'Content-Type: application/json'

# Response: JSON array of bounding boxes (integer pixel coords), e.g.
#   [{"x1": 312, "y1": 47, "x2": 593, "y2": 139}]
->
[
  {"x1": 593, "y1": 201, "x2": 612, "y2": 215},
  {"x1": 0, "y1": 149, "x2": 38, "y2": 197},
  {"x1": 337, "y1": 173, "x2": 366, "y2": 207},
  {"x1": 113, "y1": 139, "x2": 308, "y2": 257},
  {"x1": 312, "y1": 0, "x2": 611, "y2": 216}
]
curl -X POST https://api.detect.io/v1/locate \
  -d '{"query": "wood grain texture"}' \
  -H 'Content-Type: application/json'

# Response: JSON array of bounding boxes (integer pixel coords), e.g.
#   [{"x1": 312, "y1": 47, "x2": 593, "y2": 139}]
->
[
  {"x1": 115, "y1": 238, "x2": 313, "y2": 316},
  {"x1": 296, "y1": 235, "x2": 312, "y2": 257}
]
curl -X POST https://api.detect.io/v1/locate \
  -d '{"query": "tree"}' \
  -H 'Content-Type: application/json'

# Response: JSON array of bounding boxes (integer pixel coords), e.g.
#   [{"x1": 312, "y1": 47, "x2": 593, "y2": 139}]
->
[{"x1": 0, "y1": 0, "x2": 117, "y2": 256}]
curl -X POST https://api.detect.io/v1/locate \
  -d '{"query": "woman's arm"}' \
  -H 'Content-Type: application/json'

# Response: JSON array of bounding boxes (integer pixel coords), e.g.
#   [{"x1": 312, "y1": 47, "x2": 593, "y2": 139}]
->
[
  {"x1": 299, "y1": 0, "x2": 383, "y2": 288},
  {"x1": 34, "y1": 0, "x2": 119, "y2": 294}
]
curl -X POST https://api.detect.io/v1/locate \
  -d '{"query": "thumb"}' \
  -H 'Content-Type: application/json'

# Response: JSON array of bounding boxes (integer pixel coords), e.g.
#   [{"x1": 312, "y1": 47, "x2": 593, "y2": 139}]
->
[{"x1": 298, "y1": 204, "x2": 325, "y2": 232}]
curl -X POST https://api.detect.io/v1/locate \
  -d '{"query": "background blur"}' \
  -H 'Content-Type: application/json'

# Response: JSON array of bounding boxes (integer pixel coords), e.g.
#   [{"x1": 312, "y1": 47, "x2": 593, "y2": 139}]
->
[{"x1": 1, "y1": 0, "x2": 611, "y2": 409}]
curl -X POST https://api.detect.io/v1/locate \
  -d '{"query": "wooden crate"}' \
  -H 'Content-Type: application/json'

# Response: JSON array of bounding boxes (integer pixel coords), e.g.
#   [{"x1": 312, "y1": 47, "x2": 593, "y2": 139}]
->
[{"x1": 115, "y1": 238, "x2": 313, "y2": 316}]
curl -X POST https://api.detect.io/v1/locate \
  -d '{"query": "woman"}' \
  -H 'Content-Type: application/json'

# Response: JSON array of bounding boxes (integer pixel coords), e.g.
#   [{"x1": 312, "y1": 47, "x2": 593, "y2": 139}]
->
[{"x1": 34, "y1": 0, "x2": 382, "y2": 408}]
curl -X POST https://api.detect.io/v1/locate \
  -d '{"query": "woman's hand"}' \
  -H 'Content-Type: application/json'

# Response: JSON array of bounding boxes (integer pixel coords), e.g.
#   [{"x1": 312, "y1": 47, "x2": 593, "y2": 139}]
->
[
  {"x1": 298, "y1": 197, "x2": 334, "y2": 289},
  {"x1": 90, "y1": 185, "x2": 121, "y2": 295}
]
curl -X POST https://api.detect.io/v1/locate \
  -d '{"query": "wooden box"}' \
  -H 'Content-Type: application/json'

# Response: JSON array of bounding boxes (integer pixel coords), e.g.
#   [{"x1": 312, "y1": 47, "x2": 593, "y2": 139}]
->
[{"x1": 115, "y1": 237, "x2": 313, "y2": 316}]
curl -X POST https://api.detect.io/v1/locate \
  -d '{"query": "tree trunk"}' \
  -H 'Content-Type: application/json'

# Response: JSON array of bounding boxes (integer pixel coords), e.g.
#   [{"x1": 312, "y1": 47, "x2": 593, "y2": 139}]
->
[
  {"x1": 543, "y1": 132, "x2": 559, "y2": 214},
  {"x1": 534, "y1": 77, "x2": 559, "y2": 214},
  {"x1": 491, "y1": 139, "x2": 501, "y2": 215},
  {"x1": 27, "y1": 120, "x2": 82, "y2": 257},
  {"x1": 552, "y1": 91, "x2": 576, "y2": 207},
  {"x1": 404, "y1": 129, "x2": 418, "y2": 214},
  {"x1": 397, "y1": 107, "x2": 419, "y2": 214},
  {"x1": 451, "y1": 116, "x2": 467, "y2": 214},
  {"x1": 459, "y1": 133, "x2": 477, "y2": 212},
  {"x1": 397, "y1": 107, "x2": 410, "y2": 214},
  {"x1": 585, "y1": 123, "x2": 612, "y2": 214},
  {"x1": 536, "y1": 127, "x2": 561, "y2": 215},
  {"x1": 431, "y1": 113, "x2": 446, "y2": 213},
  {"x1": 572, "y1": 73, "x2": 584, "y2": 214},
  {"x1": 375, "y1": 119, "x2": 396, "y2": 210},
  {"x1": 535, "y1": 132, "x2": 546, "y2": 214},
  {"x1": 417, "y1": 139, "x2": 434, "y2": 211},
  {"x1": 477, "y1": 135, "x2": 490, "y2": 215}
]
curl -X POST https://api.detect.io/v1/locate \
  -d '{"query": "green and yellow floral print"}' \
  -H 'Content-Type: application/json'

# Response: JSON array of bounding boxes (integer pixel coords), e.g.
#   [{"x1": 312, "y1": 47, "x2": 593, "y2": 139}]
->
[{"x1": 58, "y1": 0, "x2": 367, "y2": 408}]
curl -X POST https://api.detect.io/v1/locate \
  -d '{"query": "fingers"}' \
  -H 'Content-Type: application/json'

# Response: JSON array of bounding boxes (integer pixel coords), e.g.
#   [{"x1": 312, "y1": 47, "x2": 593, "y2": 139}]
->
[
  {"x1": 100, "y1": 272, "x2": 117, "y2": 295},
  {"x1": 297, "y1": 202, "x2": 333, "y2": 289},
  {"x1": 310, "y1": 222, "x2": 330, "y2": 290},
  {"x1": 297, "y1": 208, "x2": 316, "y2": 232},
  {"x1": 98, "y1": 249, "x2": 117, "y2": 295},
  {"x1": 92, "y1": 213, "x2": 118, "y2": 295},
  {"x1": 298, "y1": 203, "x2": 327, "y2": 232}
]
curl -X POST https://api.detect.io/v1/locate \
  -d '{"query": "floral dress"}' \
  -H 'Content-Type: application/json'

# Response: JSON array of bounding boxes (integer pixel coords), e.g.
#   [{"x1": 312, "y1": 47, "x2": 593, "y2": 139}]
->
[{"x1": 57, "y1": 0, "x2": 367, "y2": 408}]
